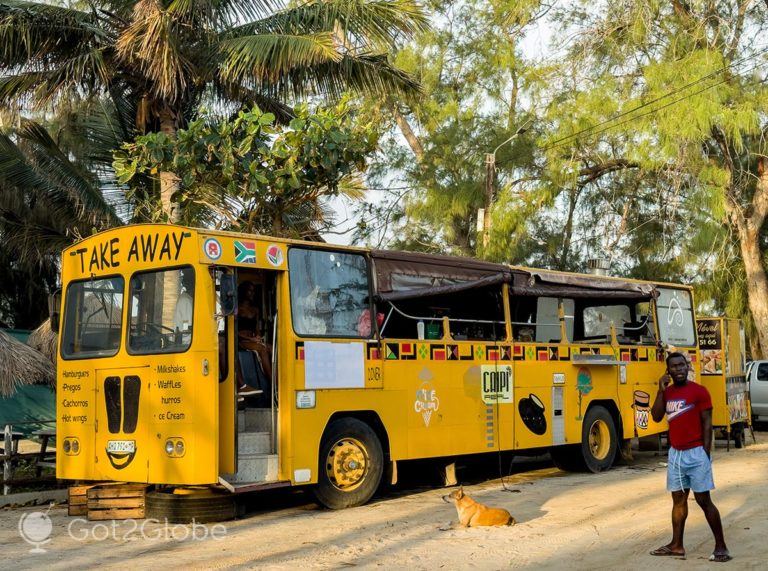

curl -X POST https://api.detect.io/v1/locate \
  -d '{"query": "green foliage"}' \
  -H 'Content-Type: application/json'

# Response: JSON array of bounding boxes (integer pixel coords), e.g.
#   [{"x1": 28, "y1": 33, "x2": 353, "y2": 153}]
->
[
  {"x1": 114, "y1": 101, "x2": 379, "y2": 236},
  {"x1": 356, "y1": 0, "x2": 541, "y2": 255},
  {"x1": 0, "y1": 108, "x2": 122, "y2": 327}
]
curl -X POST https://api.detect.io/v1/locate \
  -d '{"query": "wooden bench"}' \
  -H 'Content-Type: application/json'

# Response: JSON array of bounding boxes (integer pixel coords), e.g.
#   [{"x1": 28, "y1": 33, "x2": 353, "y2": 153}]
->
[
  {"x1": 32, "y1": 429, "x2": 56, "y2": 477},
  {"x1": 2, "y1": 427, "x2": 24, "y2": 495}
]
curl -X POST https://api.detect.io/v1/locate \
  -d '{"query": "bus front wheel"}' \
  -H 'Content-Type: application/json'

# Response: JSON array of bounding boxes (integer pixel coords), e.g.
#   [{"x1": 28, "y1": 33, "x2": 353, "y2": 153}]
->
[{"x1": 313, "y1": 418, "x2": 383, "y2": 509}]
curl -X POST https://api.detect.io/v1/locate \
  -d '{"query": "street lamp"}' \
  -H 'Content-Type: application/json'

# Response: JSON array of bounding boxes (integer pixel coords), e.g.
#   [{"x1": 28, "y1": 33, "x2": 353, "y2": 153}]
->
[{"x1": 480, "y1": 121, "x2": 531, "y2": 250}]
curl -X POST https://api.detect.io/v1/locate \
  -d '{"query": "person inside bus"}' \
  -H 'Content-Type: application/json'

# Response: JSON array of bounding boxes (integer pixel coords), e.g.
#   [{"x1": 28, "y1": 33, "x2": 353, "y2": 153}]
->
[
  {"x1": 237, "y1": 280, "x2": 272, "y2": 399},
  {"x1": 173, "y1": 269, "x2": 194, "y2": 345}
]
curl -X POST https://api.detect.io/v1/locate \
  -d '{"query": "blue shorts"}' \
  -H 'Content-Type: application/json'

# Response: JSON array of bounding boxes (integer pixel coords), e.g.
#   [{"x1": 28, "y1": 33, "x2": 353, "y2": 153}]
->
[{"x1": 667, "y1": 446, "x2": 715, "y2": 493}]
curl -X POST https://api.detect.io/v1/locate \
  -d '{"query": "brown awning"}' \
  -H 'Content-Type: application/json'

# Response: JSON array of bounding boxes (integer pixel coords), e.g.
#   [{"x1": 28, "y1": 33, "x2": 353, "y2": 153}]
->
[
  {"x1": 371, "y1": 249, "x2": 508, "y2": 292},
  {"x1": 370, "y1": 249, "x2": 657, "y2": 301},
  {"x1": 375, "y1": 272, "x2": 510, "y2": 302},
  {"x1": 515, "y1": 270, "x2": 658, "y2": 299}
]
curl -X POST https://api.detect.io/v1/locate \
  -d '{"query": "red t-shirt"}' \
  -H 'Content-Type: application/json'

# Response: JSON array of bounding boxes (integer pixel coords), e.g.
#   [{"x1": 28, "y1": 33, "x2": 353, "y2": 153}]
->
[{"x1": 664, "y1": 381, "x2": 713, "y2": 450}]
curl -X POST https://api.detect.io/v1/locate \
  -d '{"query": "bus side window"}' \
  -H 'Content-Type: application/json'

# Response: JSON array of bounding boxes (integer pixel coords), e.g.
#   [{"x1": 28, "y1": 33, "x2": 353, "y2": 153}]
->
[
  {"x1": 380, "y1": 285, "x2": 506, "y2": 341},
  {"x1": 534, "y1": 297, "x2": 573, "y2": 343}
]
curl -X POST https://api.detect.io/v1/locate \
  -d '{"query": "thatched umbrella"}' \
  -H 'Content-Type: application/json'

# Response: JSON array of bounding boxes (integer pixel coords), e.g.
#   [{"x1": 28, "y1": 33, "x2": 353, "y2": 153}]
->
[
  {"x1": 27, "y1": 319, "x2": 58, "y2": 371},
  {"x1": 0, "y1": 329, "x2": 55, "y2": 397}
]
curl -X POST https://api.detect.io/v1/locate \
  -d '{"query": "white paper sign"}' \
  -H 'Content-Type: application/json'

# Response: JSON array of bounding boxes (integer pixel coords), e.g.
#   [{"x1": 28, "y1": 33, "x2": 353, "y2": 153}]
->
[{"x1": 305, "y1": 341, "x2": 365, "y2": 389}]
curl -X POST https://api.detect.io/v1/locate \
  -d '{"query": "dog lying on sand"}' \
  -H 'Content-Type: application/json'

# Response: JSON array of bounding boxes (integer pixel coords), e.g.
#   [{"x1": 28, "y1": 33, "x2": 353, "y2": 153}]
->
[{"x1": 442, "y1": 487, "x2": 516, "y2": 527}]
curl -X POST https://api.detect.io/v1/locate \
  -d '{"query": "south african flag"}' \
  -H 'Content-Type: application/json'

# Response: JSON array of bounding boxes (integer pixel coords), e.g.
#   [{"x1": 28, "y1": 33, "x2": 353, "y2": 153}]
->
[{"x1": 234, "y1": 240, "x2": 256, "y2": 263}]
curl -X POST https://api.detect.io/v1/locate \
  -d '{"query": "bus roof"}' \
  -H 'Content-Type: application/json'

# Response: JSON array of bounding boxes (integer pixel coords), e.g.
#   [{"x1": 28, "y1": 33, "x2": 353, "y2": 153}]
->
[{"x1": 62, "y1": 224, "x2": 692, "y2": 292}]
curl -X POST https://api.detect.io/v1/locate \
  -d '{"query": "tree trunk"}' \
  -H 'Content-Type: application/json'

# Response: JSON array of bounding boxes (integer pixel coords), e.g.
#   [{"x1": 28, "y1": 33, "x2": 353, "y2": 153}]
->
[
  {"x1": 725, "y1": 158, "x2": 768, "y2": 358},
  {"x1": 392, "y1": 106, "x2": 424, "y2": 161},
  {"x1": 558, "y1": 187, "x2": 581, "y2": 269},
  {"x1": 734, "y1": 221, "x2": 768, "y2": 359},
  {"x1": 159, "y1": 110, "x2": 180, "y2": 224}
]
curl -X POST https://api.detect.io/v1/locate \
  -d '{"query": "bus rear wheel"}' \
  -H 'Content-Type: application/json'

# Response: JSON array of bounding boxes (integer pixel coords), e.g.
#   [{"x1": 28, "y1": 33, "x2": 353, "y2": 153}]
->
[{"x1": 313, "y1": 418, "x2": 383, "y2": 510}]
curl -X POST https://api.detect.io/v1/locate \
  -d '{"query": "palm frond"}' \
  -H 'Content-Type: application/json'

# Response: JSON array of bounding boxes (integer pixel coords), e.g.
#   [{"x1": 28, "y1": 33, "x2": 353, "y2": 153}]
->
[
  {"x1": 0, "y1": 48, "x2": 112, "y2": 108},
  {"x1": 220, "y1": 32, "x2": 341, "y2": 83},
  {"x1": 0, "y1": 0, "x2": 108, "y2": 68},
  {"x1": 228, "y1": 0, "x2": 427, "y2": 51},
  {"x1": 258, "y1": 52, "x2": 420, "y2": 100},
  {"x1": 115, "y1": 0, "x2": 193, "y2": 103}
]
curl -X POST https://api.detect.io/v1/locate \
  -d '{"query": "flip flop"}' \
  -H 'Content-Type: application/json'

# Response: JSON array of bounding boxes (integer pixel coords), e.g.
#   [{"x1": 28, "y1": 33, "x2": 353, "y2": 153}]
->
[
  {"x1": 650, "y1": 546, "x2": 686, "y2": 557},
  {"x1": 709, "y1": 551, "x2": 732, "y2": 562}
]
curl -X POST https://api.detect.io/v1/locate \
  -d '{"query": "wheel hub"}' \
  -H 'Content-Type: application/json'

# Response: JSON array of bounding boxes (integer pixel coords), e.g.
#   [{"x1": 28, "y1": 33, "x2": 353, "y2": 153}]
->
[
  {"x1": 588, "y1": 419, "x2": 610, "y2": 460},
  {"x1": 325, "y1": 437, "x2": 369, "y2": 492}
]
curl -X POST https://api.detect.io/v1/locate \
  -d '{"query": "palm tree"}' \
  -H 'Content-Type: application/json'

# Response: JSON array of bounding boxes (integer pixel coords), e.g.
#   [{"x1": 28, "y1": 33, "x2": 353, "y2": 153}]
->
[
  {"x1": 0, "y1": 110, "x2": 122, "y2": 326},
  {"x1": 0, "y1": 0, "x2": 426, "y2": 221}
]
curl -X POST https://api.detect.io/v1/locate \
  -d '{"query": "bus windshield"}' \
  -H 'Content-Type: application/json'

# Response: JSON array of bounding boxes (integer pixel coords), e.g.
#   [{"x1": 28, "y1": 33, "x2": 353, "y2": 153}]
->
[{"x1": 61, "y1": 276, "x2": 125, "y2": 358}]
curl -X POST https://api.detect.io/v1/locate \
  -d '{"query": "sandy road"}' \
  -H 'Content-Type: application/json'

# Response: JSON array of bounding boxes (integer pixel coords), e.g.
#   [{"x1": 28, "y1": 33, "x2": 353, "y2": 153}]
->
[{"x1": 2, "y1": 432, "x2": 766, "y2": 570}]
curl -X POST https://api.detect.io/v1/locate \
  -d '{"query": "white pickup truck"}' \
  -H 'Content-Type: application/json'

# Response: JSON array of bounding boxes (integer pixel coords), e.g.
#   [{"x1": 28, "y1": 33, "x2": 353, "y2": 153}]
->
[{"x1": 746, "y1": 360, "x2": 768, "y2": 422}]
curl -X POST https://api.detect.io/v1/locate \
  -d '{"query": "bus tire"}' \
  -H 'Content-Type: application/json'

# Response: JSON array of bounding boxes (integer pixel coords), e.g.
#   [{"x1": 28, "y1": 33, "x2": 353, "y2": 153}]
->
[
  {"x1": 145, "y1": 488, "x2": 237, "y2": 523},
  {"x1": 580, "y1": 405, "x2": 618, "y2": 473},
  {"x1": 313, "y1": 417, "x2": 383, "y2": 510},
  {"x1": 550, "y1": 445, "x2": 585, "y2": 472}
]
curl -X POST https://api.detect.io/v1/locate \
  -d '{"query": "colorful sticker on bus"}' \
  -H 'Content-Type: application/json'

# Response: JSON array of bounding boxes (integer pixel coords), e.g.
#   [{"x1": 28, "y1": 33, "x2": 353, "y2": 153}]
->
[
  {"x1": 234, "y1": 240, "x2": 256, "y2": 264},
  {"x1": 266, "y1": 244, "x2": 284, "y2": 267},
  {"x1": 203, "y1": 237, "x2": 222, "y2": 260}
]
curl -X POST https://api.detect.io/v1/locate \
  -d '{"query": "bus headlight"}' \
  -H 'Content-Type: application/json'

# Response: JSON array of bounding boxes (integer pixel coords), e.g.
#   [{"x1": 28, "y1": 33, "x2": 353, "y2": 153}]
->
[
  {"x1": 63, "y1": 437, "x2": 80, "y2": 455},
  {"x1": 165, "y1": 437, "x2": 185, "y2": 457}
]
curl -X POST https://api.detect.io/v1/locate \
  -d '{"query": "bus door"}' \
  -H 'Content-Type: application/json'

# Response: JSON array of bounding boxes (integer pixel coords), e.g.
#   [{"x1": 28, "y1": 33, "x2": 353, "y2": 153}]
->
[{"x1": 94, "y1": 366, "x2": 151, "y2": 482}]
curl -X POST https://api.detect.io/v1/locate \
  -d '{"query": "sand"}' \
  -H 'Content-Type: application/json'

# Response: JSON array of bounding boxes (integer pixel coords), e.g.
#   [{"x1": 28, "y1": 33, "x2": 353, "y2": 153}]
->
[{"x1": 2, "y1": 431, "x2": 766, "y2": 570}]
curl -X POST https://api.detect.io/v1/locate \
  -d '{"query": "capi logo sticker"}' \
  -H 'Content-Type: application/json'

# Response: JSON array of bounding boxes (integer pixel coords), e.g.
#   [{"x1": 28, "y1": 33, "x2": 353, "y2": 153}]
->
[
  {"x1": 203, "y1": 238, "x2": 222, "y2": 260},
  {"x1": 266, "y1": 244, "x2": 284, "y2": 266}
]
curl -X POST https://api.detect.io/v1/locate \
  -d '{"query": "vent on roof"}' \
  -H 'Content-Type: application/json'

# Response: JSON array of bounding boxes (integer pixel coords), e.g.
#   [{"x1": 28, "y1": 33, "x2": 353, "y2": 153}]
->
[{"x1": 587, "y1": 258, "x2": 610, "y2": 276}]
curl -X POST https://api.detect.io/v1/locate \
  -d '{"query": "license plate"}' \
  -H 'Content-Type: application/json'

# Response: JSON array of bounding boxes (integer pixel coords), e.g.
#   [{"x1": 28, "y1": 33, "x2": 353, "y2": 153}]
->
[{"x1": 107, "y1": 440, "x2": 135, "y2": 454}]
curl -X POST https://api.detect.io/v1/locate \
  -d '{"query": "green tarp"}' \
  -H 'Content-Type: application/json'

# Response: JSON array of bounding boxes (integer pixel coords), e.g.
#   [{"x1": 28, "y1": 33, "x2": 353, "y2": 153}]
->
[
  {"x1": 2, "y1": 328, "x2": 31, "y2": 342},
  {"x1": 0, "y1": 384, "x2": 55, "y2": 437}
]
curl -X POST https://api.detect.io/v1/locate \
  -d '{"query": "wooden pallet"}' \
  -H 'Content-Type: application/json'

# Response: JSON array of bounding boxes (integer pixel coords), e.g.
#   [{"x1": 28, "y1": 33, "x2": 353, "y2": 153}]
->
[
  {"x1": 68, "y1": 482, "x2": 148, "y2": 520},
  {"x1": 68, "y1": 484, "x2": 96, "y2": 517},
  {"x1": 87, "y1": 483, "x2": 148, "y2": 520}
]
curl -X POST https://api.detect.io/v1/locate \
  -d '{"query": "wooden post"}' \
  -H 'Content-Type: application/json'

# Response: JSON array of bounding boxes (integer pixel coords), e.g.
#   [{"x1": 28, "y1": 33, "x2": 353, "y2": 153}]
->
[{"x1": 3, "y1": 424, "x2": 12, "y2": 495}]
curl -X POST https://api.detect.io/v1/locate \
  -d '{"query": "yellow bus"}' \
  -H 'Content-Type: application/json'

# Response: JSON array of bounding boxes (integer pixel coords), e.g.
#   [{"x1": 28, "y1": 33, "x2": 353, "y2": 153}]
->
[{"x1": 54, "y1": 224, "x2": 700, "y2": 509}]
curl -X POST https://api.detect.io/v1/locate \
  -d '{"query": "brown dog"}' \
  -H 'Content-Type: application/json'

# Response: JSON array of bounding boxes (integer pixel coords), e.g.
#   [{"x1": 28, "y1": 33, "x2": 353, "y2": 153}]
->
[{"x1": 442, "y1": 486, "x2": 516, "y2": 527}]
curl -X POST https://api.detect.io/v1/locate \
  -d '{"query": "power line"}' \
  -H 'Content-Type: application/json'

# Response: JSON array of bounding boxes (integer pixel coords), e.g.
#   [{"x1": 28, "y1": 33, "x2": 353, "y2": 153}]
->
[
  {"x1": 547, "y1": 57, "x2": 768, "y2": 150},
  {"x1": 543, "y1": 46, "x2": 768, "y2": 151}
]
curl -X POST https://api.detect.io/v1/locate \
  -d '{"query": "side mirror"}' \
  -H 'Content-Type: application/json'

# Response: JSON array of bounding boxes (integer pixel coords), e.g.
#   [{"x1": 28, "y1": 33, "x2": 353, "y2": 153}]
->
[
  {"x1": 48, "y1": 290, "x2": 62, "y2": 332},
  {"x1": 219, "y1": 274, "x2": 236, "y2": 316}
]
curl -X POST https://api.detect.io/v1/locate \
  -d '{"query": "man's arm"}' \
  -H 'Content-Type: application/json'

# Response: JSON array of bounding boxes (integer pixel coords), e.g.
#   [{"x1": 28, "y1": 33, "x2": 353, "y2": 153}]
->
[
  {"x1": 651, "y1": 374, "x2": 669, "y2": 423},
  {"x1": 701, "y1": 408, "x2": 713, "y2": 457}
]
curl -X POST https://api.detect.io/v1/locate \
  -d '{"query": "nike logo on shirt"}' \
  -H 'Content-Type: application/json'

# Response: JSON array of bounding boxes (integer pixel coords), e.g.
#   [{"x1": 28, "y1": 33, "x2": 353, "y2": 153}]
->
[{"x1": 666, "y1": 399, "x2": 695, "y2": 420}]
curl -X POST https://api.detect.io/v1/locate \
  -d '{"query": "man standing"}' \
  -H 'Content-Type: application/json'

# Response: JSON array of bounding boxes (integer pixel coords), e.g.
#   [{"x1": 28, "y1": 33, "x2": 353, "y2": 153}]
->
[{"x1": 650, "y1": 352, "x2": 731, "y2": 562}]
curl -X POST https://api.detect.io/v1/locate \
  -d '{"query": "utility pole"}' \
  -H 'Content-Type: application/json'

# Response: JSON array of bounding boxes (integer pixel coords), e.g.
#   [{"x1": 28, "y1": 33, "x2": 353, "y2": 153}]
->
[
  {"x1": 479, "y1": 121, "x2": 531, "y2": 254},
  {"x1": 483, "y1": 153, "x2": 496, "y2": 250}
]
